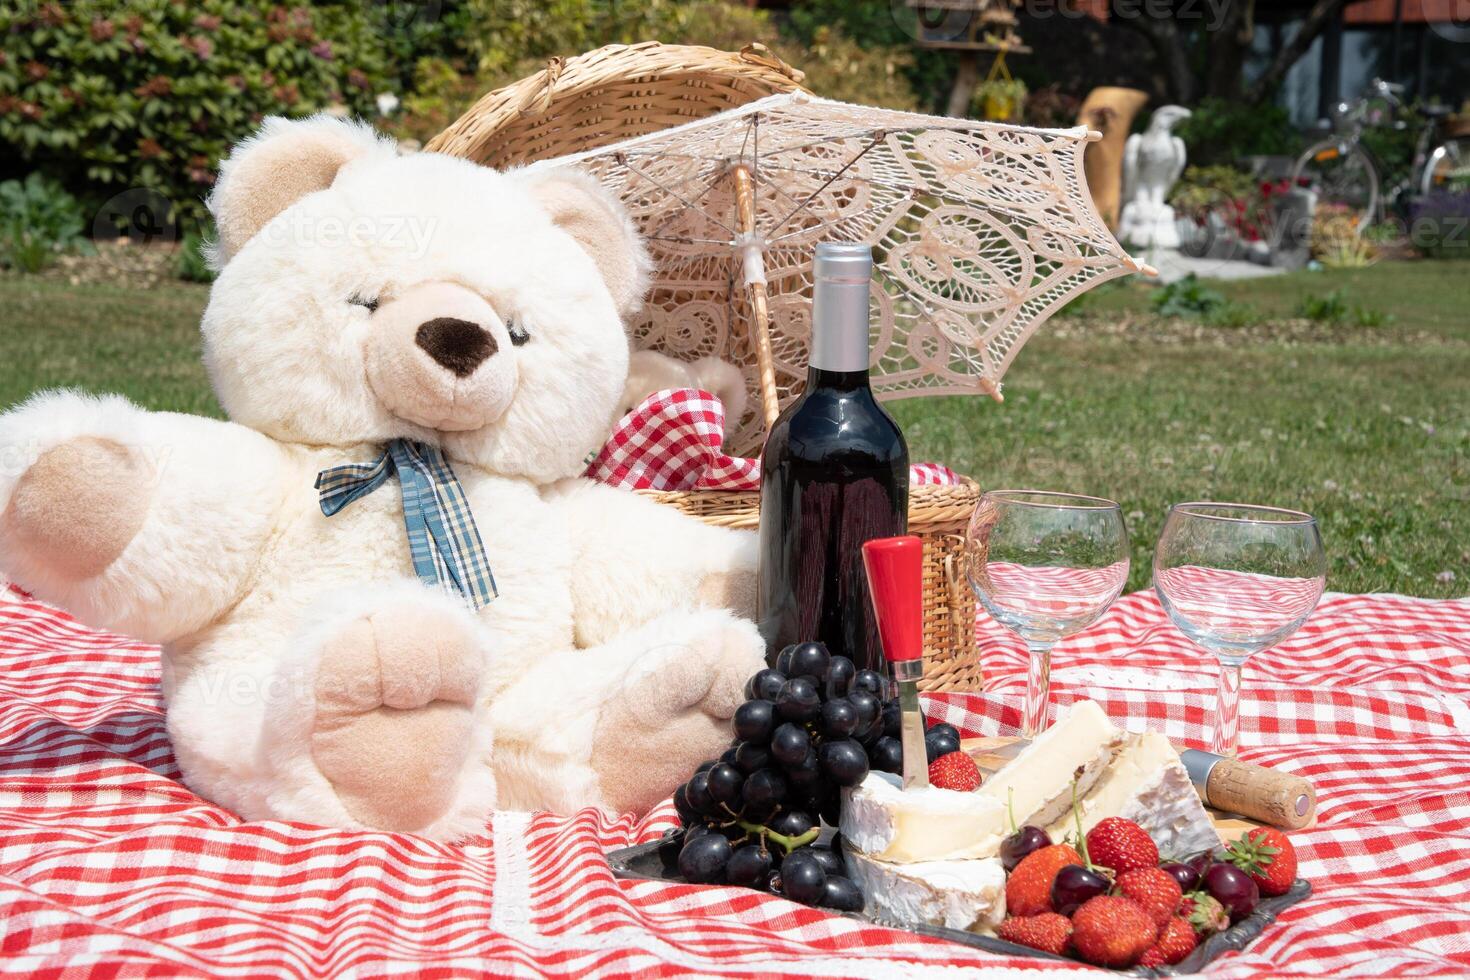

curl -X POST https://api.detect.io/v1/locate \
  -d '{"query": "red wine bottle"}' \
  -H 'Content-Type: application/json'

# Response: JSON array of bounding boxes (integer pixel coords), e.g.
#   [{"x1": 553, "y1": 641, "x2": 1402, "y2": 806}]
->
[{"x1": 757, "y1": 243, "x2": 909, "y2": 672}]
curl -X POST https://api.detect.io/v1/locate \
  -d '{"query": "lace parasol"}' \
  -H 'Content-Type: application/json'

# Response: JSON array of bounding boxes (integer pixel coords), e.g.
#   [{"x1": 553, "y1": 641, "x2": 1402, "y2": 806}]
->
[{"x1": 530, "y1": 91, "x2": 1154, "y2": 455}]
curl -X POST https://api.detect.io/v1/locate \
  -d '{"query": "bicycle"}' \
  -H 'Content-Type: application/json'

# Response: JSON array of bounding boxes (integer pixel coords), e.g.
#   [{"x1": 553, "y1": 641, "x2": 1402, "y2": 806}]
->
[{"x1": 1291, "y1": 78, "x2": 1467, "y2": 234}]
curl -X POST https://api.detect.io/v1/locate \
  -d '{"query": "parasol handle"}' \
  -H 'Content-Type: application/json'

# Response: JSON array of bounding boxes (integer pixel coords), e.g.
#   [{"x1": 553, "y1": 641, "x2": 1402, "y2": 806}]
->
[{"x1": 731, "y1": 163, "x2": 782, "y2": 432}]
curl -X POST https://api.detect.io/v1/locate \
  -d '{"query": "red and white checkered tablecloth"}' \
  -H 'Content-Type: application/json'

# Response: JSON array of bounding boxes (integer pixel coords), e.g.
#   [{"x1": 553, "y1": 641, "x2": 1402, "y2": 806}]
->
[
  {"x1": 2, "y1": 582, "x2": 1468, "y2": 978},
  {"x1": 586, "y1": 388, "x2": 960, "y2": 492}
]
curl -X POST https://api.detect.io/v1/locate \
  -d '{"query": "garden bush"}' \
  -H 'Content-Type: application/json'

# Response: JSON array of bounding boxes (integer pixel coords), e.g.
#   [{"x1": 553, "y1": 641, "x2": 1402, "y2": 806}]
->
[
  {"x1": 2, "y1": 0, "x2": 968, "y2": 239},
  {"x1": 1169, "y1": 165, "x2": 1258, "y2": 214},
  {"x1": 174, "y1": 229, "x2": 215, "y2": 283},
  {"x1": 1360, "y1": 106, "x2": 1423, "y2": 195},
  {"x1": 389, "y1": 0, "x2": 740, "y2": 146},
  {"x1": 1295, "y1": 289, "x2": 1393, "y2": 327},
  {"x1": 617, "y1": 0, "x2": 922, "y2": 112},
  {"x1": 1174, "y1": 97, "x2": 1299, "y2": 167},
  {"x1": 385, "y1": 0, "x2": 923, "y2": 145},
  {"x1": 386, "y1": 56, "x2": 488, "y2": 147},
  {"x1": 1149, "y1": 273, "x2": 1255, "y2": 327},
  {"x1": 0, "y1": 173, "x2": 91, "y2": 273},
  {"x1": 1151, "y1": 274, "x2": 1227, "y2": 318},
  {"x1": 0, "y1": 0, "x2": 399, "y2": 224},
  {"x1": 1312, "y1": 204, "x2": 1377, "y2": 267},
  {"x1": 1022, "y1": 85, "x2": 1081, "y2": 129},
  {"x1": 797, "y1": 27, "x2": 921, "y2": 113},
  {"x1": 372, "y1": 0, "x2": 478, "y2": 97},
  {"x1": 1171, "y1": 167, "x2": 1304, "y2": 252},
  {"x1": 463, "y1": 0, "x2": 685, "y2": 79},
  {"x1": 785, "y1": 0, "x2": 950, "y2": 111}
]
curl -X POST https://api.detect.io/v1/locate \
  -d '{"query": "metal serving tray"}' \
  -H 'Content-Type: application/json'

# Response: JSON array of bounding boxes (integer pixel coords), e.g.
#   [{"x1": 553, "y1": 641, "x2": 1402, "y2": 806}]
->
[{"x1": 606, "y1": 833, "x2": 1310, "y2": 977}]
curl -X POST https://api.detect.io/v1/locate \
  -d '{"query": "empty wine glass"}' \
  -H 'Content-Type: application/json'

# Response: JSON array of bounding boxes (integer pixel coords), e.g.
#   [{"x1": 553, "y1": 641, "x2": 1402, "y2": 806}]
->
[
  {"x1": 966, "y1": 491, "x2": 1130, "y2": 737},
  {"x1": 1154, "y1": 503, "x2": 1327, "y2": 757}
]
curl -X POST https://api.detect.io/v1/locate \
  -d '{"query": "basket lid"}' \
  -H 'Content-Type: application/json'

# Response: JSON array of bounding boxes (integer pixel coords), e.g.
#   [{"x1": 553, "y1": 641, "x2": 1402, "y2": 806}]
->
[{"x1": 427, "y1": 42, "x2": 807, "y2": 170}]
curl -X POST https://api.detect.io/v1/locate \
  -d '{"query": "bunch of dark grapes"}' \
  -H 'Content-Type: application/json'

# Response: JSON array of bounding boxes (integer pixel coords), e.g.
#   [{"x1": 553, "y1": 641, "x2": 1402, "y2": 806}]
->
[{"x1": 664, "y1": 641, "x2": 911, "y2": 911}]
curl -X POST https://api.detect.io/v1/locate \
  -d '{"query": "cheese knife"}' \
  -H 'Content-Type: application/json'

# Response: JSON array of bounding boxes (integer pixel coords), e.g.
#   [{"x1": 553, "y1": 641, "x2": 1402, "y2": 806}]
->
[
  {"x1": 967, "y1": 736, "x2": 1316, "y2": 831},
  {"x1": 862, "y1": 535, "x2": 929, "y2": 791}
]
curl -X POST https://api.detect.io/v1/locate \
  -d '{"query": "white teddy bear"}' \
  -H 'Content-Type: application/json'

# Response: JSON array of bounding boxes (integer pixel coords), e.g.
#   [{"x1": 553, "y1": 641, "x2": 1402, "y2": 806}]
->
[{"x1": 0, "y1": 116, "x2": 767, "y2": 842}]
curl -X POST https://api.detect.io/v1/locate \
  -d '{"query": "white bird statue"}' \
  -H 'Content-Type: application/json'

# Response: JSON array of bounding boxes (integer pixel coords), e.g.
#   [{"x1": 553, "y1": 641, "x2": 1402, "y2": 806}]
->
[{"x1": 1119, "y1": 105, "x2": 1192, "y2": 250}]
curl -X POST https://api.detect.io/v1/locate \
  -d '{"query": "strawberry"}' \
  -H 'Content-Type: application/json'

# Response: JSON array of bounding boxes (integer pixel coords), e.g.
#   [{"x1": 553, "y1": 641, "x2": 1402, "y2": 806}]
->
[
  {"x1": 997, "y1": 912, "x2": 1072, "y2": 956},
  {"x1": 1139, "y1": 916, "x2": 1198, "y2": 968},
  {"x1": 1005, "y1": 843, "x2": 1082, "y2": 916},
  {"x1": 1182, "y1": 891, "x2": 1231, "y2": 936},
  {"x1": 1085, "y1": 817, "x2": 1159, "y2": 874},
  {"x1": 927, "y1": 751, "x2": 982, "y2": 792},
  {"x1": 1226, "y1": 827, "x2": 1297, "y2": 897},
  {"x1": 1070, "y1": 895, "x2": 1159, "y2": 968},
  {"x1": 1115, "y1": 866, "x2": 1183, "y2": 926}
]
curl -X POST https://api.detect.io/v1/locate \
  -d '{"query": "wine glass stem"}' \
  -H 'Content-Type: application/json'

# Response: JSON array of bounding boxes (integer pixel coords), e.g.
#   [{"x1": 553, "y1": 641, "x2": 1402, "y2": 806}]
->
[
  {"x1": 1023, "y1": 639, "x2": 1054, "y2": 738},
  {"x1": 1213, "y1": 659, "x2": 1244, "y2": 757}
]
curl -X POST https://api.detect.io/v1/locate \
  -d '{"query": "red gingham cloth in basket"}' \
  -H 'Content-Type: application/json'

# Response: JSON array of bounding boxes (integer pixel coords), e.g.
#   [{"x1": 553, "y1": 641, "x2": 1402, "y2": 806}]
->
[
  {"x1": 2, "y1": 580, "x2": 1469, "y2": 978},
  {"x1": 586, "y1": 388, "x2": 959, "y2": 491}
]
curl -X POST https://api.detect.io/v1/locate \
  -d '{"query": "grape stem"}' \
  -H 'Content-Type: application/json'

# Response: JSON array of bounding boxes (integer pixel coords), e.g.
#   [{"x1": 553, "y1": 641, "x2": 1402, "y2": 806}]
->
[{"x1": 738, "y1": 820, "x2": 820, "y2": 854}]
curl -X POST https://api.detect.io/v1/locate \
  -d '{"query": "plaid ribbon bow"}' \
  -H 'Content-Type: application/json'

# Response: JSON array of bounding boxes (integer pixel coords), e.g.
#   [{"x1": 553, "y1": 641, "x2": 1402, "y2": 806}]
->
[{"x1": 314, "y1": 439, "x2": 498, "y2": 610}]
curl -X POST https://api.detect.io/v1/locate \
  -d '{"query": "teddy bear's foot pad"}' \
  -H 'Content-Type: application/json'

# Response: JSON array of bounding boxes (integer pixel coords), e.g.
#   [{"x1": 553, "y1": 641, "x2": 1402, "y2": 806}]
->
[
  {"x1": 309, "y1": 602, "x2": 486, "y2": 833},
  {"x1": 588, "y1": 614, "x2": 763, "y2": 814}
]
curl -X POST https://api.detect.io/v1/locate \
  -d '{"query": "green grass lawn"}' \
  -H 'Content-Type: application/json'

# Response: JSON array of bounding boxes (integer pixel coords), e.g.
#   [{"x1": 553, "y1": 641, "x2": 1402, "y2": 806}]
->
[{"x1": 1, "y1": 264, "x2": 1467, "y2": 598}]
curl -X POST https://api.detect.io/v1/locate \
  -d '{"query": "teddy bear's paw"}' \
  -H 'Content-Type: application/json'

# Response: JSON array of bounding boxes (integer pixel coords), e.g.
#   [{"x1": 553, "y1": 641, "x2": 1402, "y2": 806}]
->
[
  {"x1": 1, "y1": 436, "x2": 152, "y2": 581},
  {"x1": 308, "y1": 601, "x2": 491, "y2": 834},
  {"x1": 588, "y1": 614, "x2": 765, "y2": 814}
]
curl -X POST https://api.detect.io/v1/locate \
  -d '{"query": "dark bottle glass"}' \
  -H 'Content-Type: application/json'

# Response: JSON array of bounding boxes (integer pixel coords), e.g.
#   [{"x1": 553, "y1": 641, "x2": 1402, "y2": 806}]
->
[{"x1": 757, "y1": 242, "x2": 908, "y2": 672}]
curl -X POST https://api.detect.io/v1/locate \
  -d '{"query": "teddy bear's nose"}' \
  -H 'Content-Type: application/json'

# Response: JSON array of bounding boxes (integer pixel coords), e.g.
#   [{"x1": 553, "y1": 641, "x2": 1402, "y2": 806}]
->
[{"x1": 415, "y1": 317, "x2": 498, "y2": 378}]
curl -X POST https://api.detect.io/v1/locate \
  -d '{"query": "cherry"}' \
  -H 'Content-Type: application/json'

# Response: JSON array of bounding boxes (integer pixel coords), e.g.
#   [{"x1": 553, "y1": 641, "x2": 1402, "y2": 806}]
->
[
  {"x1": 1187, "y1": 850, "x2": 1217, "y2": 880},
  {"x1": 999, "y1": 825, "x2": 1053, "y2": 873},
  {"x1": 1051, "y1": 863, "x2": 1110, "y2": 915},
  {"x1": 1204, "y1": 861, "x2": 1260, "y2": 921},
  {"x1": 1160, "y1": 860, "x2": 1202, "y2": 892}
]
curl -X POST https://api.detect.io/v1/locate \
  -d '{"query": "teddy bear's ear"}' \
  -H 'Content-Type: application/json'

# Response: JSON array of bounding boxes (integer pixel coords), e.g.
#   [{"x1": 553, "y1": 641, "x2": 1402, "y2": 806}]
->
[
  {"x1": 207, "y1": 114, "x2": 392, "y2": 266},
  {"x1": 517, "y1": 167, "x2": 652, "y2": 319}
]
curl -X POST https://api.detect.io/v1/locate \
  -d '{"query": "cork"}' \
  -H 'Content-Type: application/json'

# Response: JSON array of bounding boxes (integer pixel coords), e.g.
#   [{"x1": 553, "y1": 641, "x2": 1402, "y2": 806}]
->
[{"x1": 1204, "y1": 758, "x2": 1317, "y2": 831}]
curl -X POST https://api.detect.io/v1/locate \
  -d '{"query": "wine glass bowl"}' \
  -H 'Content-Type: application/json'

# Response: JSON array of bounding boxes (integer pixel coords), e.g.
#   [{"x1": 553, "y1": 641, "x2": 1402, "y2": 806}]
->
[
  {"x1": 1154, "y1": 503, "x2": 1327, "y2": 756},
  {"x1": 966, "y1": 491, "x2": 1130, "y2": 736}
]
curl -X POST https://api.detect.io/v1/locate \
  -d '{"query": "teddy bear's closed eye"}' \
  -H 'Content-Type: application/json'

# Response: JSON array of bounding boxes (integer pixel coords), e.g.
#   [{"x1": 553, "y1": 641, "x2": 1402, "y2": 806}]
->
[{"x1": 349, "y1": 294, "x2": 379, "y2": 313}]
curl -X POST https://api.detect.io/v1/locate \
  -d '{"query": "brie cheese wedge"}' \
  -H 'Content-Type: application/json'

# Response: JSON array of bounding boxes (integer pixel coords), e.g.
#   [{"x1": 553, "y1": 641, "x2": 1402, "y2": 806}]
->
[
  {"x1": 1046, "y1": 731, "x2": 1223, "y2": 859},
  {"x1": 840, "y1": 697, "x2": 1220, "y2": 936},
  {"x1": 974, "y1": 699, "x2": 1127, "y2": 830},
  {"x1": 980, "y1": 699, "x2": 1222, "y2": 859},
  {"x1": 843, "y1": 846, "x2": 1007, "y2": 934},
  {"x1": 840, "y1": 770, "x2": 1008, "y2": 862}
]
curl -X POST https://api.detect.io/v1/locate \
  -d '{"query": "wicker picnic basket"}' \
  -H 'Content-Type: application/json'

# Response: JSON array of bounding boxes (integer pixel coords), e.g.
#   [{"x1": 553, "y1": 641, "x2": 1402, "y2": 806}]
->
[{"x1": 430, "y1": 42, "x2": 982, "y2": 691}]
